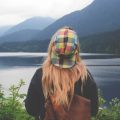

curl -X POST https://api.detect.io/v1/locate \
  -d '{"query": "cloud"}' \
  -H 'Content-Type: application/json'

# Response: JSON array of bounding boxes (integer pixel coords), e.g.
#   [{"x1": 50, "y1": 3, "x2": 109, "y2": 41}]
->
[
  {"x1": 0, "y1": 0, "x2": 94, "y2": 26},
  {"x1": 0, "y1": 14, "x2": 25, "y2": 26}
]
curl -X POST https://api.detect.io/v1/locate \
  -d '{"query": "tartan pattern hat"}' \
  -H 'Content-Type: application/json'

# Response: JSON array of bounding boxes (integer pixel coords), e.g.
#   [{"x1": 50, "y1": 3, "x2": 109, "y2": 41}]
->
[{"x1": 51, "y1": 27, "x2": 80, "y2": 68}]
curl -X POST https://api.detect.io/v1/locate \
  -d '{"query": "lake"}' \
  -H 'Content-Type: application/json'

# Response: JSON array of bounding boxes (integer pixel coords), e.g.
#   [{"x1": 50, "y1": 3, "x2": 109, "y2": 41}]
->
[{"x1": 0, "y1": 52, "x2": 120, "y2": 102}]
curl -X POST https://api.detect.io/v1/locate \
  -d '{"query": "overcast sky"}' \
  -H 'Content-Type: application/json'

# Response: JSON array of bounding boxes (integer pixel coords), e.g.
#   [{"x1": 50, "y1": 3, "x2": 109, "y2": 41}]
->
[{"x1": 0, "y1": 0, "x2": 94, "y2": 26}]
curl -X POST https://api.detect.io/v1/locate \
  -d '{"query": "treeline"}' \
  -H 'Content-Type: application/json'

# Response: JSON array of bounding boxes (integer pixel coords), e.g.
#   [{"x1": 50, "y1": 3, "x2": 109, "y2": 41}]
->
[
  {"x1": 0, "y1": 40, "x2": 50, "y2": 52},
  {"x1": 0, "y1": 29, "x2": 120, "y2": 54},
  {"x1": 80, "y1": 29, "x2": 120, "y2": 54}
]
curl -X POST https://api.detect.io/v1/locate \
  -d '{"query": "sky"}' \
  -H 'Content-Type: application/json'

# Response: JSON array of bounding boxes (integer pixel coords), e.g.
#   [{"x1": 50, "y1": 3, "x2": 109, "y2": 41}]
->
[{"x1": 0, "y1": 0, "x2": 94, "y2": 26}]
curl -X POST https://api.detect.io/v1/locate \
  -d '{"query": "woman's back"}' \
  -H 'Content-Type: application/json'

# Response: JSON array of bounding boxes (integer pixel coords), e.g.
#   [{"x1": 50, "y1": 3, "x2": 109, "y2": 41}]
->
[
  {"x1": 25, "y1": 27, "x2": 98, "y2": 120},
  {"x1": 25, "y1": 68, "x2": 98, "y2": 119}
]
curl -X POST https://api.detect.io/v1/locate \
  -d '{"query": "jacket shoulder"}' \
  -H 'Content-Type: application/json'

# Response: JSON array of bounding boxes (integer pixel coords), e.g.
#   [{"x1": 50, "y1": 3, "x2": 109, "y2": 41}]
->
[
  {"x1": 30, "y1": 67, "x2": 43, "y2": 86},
  {"x1": 35, "y1": 67, "x2": 43, "y2": 78},
  {"x1": 36, "y1": 67, "x2": 42, "y2": 74},
  {"x1": 85, "y1": 69, "x2": 96, "y2": 85}
]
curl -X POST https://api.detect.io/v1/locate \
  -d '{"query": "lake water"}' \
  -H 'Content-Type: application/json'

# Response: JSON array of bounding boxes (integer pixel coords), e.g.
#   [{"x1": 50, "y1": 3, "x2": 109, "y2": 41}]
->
[{"x1": 0, "y1": 52, "x2": 120, "y2": 102}]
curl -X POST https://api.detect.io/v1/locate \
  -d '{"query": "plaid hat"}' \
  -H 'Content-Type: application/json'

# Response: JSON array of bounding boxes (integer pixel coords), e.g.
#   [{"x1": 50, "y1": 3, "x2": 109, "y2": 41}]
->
[{"x1": 51, "y1": 27, "x2": 80, "y2": 68}]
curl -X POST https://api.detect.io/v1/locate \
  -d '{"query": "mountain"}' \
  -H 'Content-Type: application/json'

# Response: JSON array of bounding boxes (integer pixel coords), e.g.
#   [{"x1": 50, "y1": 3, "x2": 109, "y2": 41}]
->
[
  {"x1": 80, "y1": 29, "x2": 120, "y2": 54},
  {"x1": 33, "y1": 0, "x2": 120, "y2": 40},
  {"x1": 0, "y1": 29, "x2": 40, "y2": 43},
  {"x1": 0, "y1": 17, "x2": 55, "y2": 43},
  {"x1": 0, "y1": 29, "x2": 120, "y2": 54},
  {"x1": 0, "y1": 26, "x2": 12, "y2": 36},
  {"x1": 0, "y1": 0, "x2": 120, "y2": 54},
  {"x1": 4, "y1": 17, "x2": 55, "y2": 35}
]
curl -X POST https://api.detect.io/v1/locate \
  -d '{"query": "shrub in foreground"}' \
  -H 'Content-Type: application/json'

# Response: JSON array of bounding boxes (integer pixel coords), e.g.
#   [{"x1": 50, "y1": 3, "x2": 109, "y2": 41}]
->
[
  {"x1": 0, "y1": 80, "x2": 120, "y2": 120},
  {"x1": 92, "y1": 90, "x2": 120, "y2": 120},
  {"x1": 0, "y1": 80, "x2": 34, "y2": 120}
]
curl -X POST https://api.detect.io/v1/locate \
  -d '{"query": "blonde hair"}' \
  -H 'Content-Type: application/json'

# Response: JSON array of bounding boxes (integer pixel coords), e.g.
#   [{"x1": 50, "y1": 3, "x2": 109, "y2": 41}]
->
[{"x1": 42, "y1": 34, "x2": 88, "y2": 107}]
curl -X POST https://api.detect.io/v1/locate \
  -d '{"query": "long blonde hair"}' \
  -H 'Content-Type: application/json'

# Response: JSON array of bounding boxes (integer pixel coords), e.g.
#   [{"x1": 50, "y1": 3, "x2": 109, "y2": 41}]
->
[{"x1": 42, "y1": 36, "x2": 88, "y2": 107}]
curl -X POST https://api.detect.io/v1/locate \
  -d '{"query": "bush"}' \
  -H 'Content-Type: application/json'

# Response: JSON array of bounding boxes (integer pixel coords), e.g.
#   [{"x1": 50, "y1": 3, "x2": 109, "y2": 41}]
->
[
  {"x1": 0, "y1": 81, "x2": 120, "y2": 120},
  {"x1": 0, "y1": 80, "x2": 34, "y2": 120},
  {"x1": 92, "y1": 89, "x2": 120, "y2": 120}
]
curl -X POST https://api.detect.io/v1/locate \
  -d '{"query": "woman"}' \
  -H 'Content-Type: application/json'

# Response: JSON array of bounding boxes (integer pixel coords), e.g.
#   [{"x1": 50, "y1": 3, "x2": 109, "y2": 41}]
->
[{"x1": 25, "y1": 27, "x2": 98, "y2": 120}]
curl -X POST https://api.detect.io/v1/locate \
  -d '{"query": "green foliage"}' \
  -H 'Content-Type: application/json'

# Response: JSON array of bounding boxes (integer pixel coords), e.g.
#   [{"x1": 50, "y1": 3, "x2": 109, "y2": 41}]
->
[
  {"x1": 0, "y1": 80, "x2": 34, "y2": 120},
  {"x1": 80, "y1": 29, "x2": 120, "y2": 54},
  {"x1": 0, "y1": 81, "x2": 120, "y2": 120},
  {"x1": 92, "y1": 89, "x2": 120, "y2": 120}
]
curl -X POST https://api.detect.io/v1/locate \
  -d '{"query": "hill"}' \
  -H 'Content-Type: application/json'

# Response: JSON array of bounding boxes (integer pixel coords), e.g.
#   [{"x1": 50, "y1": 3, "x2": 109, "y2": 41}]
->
[
  {"x1": 80, "y1": 29, "x2": 120, "y2": 54},
  {"x1": 0, "y1": 0, "x2": 120, "y2": 54},
  {"x1": 0, "y1": 17, "x2": 55, "y2": 43},
  {"x1": 0, "y1": 26, "x2": 12, "y2": 36},
  {"x1": 0, "y1": 29, "x2": 40, "y2": 43},
  {"x1": 4, "y1": 17, "x2": 55, "y2": 35},
  {"x1": 0, "y1": 29, "x2": 119, "y2": 54},
  {"x1": 33, "y1": 0, "x2": 120, "y2": 40}
]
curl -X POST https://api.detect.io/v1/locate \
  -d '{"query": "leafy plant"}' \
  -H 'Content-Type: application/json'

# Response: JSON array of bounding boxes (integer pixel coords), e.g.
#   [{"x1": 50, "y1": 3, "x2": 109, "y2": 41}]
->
[
  {"x1": 92, "y1": 89, "x2": 120, "y2": 120},
  {"x1": 0, "y1": 81, "x2": 120, "y2": 120},
  {"x1": 0, "y1": 80, "x2": 34, "y2": 120}
]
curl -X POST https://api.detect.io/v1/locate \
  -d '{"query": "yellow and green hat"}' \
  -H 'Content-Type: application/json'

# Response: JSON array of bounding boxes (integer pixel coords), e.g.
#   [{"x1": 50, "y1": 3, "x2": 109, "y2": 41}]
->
[{"x1": 51, "y1": 27, "x2": 80, "y2": 68}]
